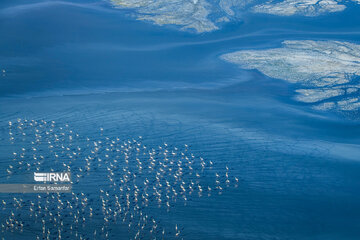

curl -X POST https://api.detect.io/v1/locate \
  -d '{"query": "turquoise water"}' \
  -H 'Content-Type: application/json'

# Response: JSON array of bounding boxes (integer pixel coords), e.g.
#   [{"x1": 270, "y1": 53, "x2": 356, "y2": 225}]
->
[{"x1": 1, "y1": 1, "x2": 360, "y2": 239}]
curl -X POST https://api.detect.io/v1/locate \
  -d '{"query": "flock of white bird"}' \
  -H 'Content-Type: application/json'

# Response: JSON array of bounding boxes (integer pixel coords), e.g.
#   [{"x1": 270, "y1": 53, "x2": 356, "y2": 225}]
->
[{"x1": 1, "y1": 119, "x2": 238, "y2": 239}]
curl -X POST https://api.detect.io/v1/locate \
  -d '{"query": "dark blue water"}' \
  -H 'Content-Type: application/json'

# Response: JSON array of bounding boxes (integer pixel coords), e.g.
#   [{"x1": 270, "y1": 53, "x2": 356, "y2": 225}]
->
[{"x1": 1, "y1": 1, "x2": 360, "y2": 239}]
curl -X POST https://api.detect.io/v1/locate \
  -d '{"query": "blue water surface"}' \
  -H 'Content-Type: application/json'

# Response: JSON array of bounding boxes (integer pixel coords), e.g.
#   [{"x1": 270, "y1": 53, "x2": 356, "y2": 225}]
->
[{"x1": 1, "y1": 0, "x2": 360, "y2": 239}]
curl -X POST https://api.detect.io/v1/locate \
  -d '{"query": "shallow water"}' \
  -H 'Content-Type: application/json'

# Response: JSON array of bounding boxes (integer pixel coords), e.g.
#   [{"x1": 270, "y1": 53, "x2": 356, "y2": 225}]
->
[{"x1": 1, "y1": 0, "x2": 360, "y2": 239}]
